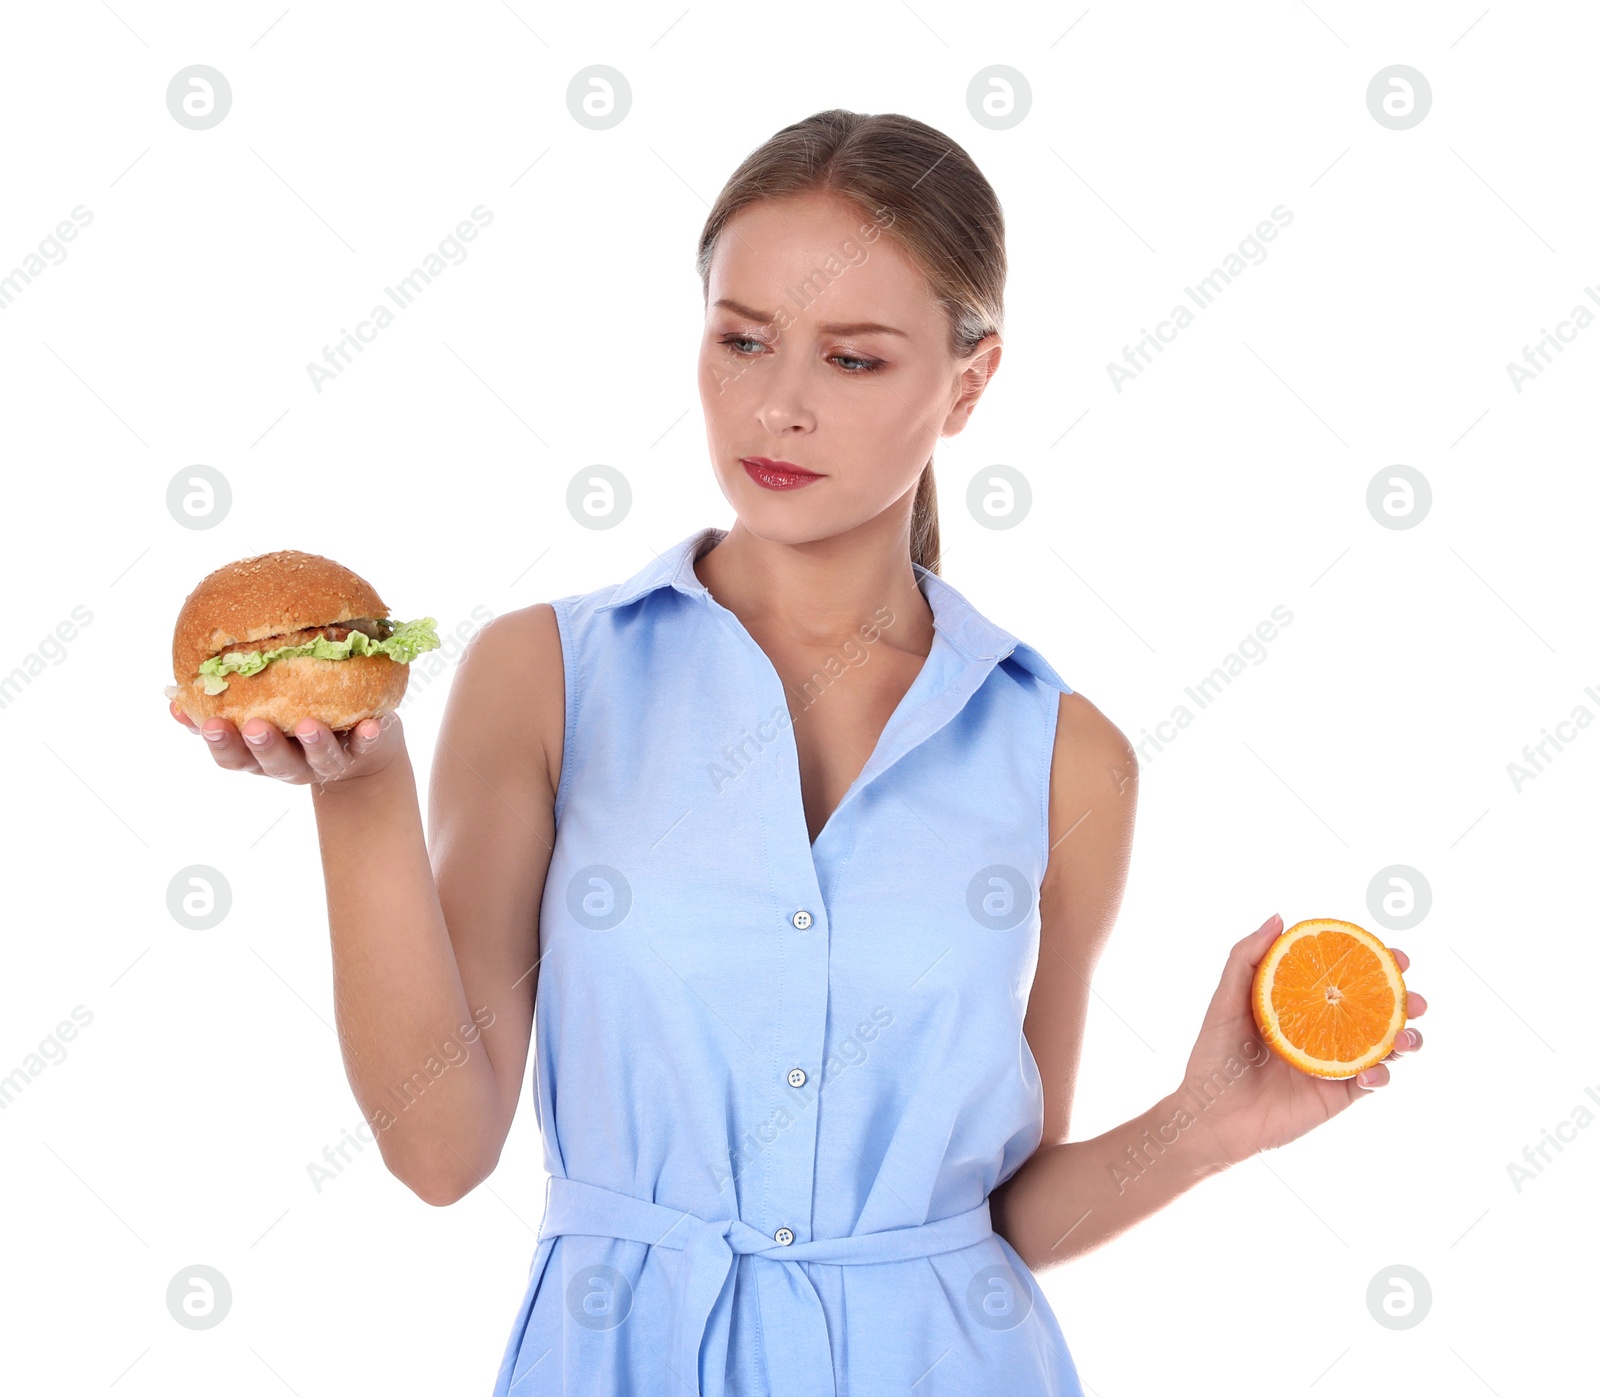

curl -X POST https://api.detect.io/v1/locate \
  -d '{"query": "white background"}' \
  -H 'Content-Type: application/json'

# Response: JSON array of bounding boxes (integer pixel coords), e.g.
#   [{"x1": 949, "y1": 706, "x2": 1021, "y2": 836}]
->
[{"x1": 1, "y1": 2, "x2": 1594, "y2": 1393}]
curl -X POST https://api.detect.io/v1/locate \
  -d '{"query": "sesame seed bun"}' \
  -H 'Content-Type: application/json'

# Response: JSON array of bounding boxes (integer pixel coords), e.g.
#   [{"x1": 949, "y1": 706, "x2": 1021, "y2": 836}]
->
[{"x1": 169, "y1": 550, "x2": 409, "y2": 734}]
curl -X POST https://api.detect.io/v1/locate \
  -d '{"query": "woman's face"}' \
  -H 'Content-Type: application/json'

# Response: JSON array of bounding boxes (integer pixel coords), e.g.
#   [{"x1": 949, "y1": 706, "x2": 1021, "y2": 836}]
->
[{"x1": 698, "y1": 190, "x2": 998, "y2": 545}]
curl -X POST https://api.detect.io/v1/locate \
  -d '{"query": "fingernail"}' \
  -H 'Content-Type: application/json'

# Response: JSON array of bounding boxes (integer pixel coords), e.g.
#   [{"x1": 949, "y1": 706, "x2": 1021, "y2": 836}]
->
[
  {"x1": 1356, "y1": 1070, "x2": 1375, "y2": 1086},
  {"x1": 203, "y1": 727, "x2": 226, "y2": 743},
  {"x1": 297, "y1": 726, "x2": 320, "y2": 744},
  {"x1": 244, "y1": 728, "x2": 270, "y2": 745}
]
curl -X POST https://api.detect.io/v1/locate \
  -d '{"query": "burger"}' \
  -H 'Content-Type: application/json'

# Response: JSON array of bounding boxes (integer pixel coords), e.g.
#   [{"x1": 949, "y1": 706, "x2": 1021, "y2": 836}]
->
[{"x1": 167, "y1": 549, "x2": 441, "y2": 733}]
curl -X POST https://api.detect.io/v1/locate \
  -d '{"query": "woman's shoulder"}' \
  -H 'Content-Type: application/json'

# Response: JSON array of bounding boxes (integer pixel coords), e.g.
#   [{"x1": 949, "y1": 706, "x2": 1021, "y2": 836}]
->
[
  {"x1": 1044, "y1": 689, "x2": 1137, "y2": 883},
  {"x1": 463, "y1": 601, "x2": 563, "y2": 681},
  {"x1": 450, "y1": 602, "x2": 566, "y2": 796},
  {"x1": 1048, "y1": 687, "x2": 1133, "y2": 778}
]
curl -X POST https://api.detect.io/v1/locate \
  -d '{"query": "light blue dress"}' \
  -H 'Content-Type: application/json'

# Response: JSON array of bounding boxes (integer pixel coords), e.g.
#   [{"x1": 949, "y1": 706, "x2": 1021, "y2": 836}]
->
[{"x1": 492, "y1": 525, "x2": 1086, "y2": 1397}]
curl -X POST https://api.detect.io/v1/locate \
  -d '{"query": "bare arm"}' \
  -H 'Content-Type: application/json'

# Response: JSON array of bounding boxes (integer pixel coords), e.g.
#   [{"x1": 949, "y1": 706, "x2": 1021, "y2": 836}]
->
[
  {"x1": 989, "y1": 691, "x2": 1227, "y2": 1270},
  {"x1": 418, "y1": 603, "x2": 565, "y2": 1201},
  {"x1": 172, "y1": 604, "x2": 565, "y2": 1205},
  {"x1": 989, "y1": 690, "x2": 1425, "y2": 1270}
]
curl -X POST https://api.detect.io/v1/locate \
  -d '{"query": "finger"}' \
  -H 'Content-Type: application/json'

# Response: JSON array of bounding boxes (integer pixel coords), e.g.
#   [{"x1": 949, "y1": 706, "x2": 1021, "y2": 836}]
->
[
  {"x1": 1239, "y1": 912, "x2": 1284, "y2": 961},
  {"x1": 1406, "y1": 990, "x2": 1427, "y2": 1017},
  {"x1": 349, "y1": 715, "x2": 386, "y2": 749},
  {"x1": 304, "y1": 714, "x2": 394, "y2": 791},
  {"x1": 348, "y1": 713, "x2": 397, "y2": 760},
  {"x1": 1389, "y1": 946, "x2": 1409, "y2": 972},
  {"x1": 170, "y1": 701, "x2": 201, "y2": 733},
  {"x1": 1214, "y1": 914, "x2": 1284, "y2": 1007},
  {"x1": 293, "y1": 717, "x2": 354, "y2": 784},
  {"x1": 240, "y1": 718, "x2": 313, "y2": 782},
  {"x1": 342, "y1": 713, "x2": 392, "y2": 768},
  {"x1": 1352, "y1": 1063, "x2": 1389, "y2": 1091},
  {"x1": 1386, "y1": 1027, "x2": 1422, "y2": 1057},
  {"x1": 345, "y1": 720, "x2": 379, "y2": 761},
  {"x1": 199, "y1": 717, "x2": 267, "y2": 772}
]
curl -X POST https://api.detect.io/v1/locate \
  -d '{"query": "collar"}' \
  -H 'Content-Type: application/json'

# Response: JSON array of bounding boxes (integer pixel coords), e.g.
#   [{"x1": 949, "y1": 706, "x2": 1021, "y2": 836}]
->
[{"x1": 593, "y1": 526, "x2": 1069, "y2": 691}]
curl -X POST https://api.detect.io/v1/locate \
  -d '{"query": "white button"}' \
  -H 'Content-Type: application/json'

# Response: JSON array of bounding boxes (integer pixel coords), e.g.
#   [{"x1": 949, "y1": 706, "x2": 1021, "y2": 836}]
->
[
  {"x1": 787, "y1": 1068, "x2": 807, "y2": 1088},
  {"x1": 791, "y1": 909, "x2": 813, "y2": 930},
  {"x1": 775, "y1": 1227, "x2": 794, "y2": 1245}
]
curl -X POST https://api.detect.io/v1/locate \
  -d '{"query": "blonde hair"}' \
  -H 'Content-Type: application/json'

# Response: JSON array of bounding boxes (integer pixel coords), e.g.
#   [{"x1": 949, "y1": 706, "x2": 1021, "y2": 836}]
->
[{"x1": 697, "y1": 109, "x2": 1008, "y2": 576}]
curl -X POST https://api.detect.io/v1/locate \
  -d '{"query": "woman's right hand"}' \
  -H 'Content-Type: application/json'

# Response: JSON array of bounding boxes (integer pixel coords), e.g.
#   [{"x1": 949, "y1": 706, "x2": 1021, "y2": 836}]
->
[{"x1": 170, "y1": 700, "x2": 405, "y2": 789}]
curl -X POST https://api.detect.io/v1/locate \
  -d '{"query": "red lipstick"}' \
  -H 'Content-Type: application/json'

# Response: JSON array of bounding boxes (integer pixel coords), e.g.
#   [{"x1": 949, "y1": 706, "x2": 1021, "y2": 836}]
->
[{"x1": 741, "y1": 457, "x2": 822, "y2": 491}]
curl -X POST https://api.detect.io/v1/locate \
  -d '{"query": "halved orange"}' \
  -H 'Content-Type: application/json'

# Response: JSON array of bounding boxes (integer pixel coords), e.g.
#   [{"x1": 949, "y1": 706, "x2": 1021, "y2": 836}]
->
[{"x1": 1252, "y1": 918, "x2": 1407, "y2": 1078}]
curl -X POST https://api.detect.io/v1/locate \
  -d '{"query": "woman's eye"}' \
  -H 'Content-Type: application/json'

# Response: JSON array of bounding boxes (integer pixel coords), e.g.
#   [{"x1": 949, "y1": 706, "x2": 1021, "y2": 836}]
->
[{"x1": 717, "y1": 335, "x2": 880, "y2": 375}]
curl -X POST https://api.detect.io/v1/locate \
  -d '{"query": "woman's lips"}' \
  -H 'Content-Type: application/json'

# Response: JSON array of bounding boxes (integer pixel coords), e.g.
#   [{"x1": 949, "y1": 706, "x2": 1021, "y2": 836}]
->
[{"x1": 741, "y1": 457, "x2": 822, "y2": 491}]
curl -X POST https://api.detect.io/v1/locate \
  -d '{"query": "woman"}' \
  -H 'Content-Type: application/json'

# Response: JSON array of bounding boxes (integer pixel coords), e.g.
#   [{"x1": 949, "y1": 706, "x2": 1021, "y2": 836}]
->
[{"x1": 172, "y1": 109, "x2": 1426, "y2": 1396}]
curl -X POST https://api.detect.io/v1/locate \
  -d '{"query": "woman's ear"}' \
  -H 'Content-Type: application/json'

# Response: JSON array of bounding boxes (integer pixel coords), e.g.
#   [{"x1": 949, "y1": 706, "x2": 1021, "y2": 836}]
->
[{"x1": 945, "y1": 335, "x2": 1003, "y2": 434}]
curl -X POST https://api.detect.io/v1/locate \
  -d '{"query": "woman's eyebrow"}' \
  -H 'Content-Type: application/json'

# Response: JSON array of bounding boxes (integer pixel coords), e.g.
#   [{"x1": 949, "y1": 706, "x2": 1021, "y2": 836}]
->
[{"x1": 712, "y1": 297, "x2": 908, "y2": 338}]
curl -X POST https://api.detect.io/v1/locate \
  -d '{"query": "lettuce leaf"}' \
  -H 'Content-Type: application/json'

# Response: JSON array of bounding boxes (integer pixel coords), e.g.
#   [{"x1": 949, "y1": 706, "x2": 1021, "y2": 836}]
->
[{"x1": 197, "y1": 617, "x2": 441, "y2": 694}]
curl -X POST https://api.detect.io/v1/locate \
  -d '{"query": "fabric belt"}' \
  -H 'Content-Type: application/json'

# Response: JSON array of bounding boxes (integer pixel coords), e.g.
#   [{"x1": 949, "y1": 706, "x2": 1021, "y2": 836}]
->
[{"x1": 536, "y1": 1174, "x2": 996, "y2": 1397}]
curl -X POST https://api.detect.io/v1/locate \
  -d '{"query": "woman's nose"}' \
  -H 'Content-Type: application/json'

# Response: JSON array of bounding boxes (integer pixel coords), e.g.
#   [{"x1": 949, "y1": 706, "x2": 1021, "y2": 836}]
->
[{"x1": 756, "y1": 370, "x2": 816, "y2": 433}]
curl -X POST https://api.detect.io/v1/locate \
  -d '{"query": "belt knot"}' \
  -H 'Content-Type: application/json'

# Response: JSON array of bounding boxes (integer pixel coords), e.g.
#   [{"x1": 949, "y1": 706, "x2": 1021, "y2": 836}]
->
[{"x1": 536, "y1": 1175, "x2": 995, "y2": 1397}]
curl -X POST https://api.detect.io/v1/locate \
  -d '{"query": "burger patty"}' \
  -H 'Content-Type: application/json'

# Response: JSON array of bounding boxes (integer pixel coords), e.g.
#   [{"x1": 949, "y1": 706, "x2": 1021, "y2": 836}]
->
[{"x1": 220, "y1": 615, "x2": 391, "y2": 657}]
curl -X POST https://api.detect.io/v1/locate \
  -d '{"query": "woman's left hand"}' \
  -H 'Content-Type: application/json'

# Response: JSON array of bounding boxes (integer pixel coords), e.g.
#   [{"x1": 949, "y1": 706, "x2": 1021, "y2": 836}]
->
[{"x1": 1175, "y1": 913, "x2": 1427, "y2": 1172}]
